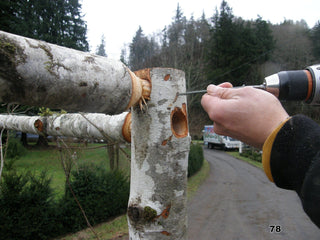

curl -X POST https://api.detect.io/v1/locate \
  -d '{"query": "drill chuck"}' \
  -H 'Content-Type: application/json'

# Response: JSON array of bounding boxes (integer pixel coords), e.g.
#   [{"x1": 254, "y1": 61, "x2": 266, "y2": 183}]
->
[
  {"x1": 306, "y1": 65, "x2": 320, "y2": 104},
  {"x1": 263, "y1": 64, "x2": 320, "y2": 104}
]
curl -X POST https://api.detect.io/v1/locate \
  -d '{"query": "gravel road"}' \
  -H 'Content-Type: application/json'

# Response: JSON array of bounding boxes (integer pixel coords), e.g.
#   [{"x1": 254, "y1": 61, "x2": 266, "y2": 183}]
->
[{"x1": 187, "y1": 148, "x2": 320, "y2": 240}]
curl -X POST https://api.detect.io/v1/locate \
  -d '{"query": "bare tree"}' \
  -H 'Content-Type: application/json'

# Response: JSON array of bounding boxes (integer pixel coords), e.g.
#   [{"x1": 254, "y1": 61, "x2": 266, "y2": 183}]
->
[{"x1": 271, "y1": 20, "x2": 313, "y2": 69}]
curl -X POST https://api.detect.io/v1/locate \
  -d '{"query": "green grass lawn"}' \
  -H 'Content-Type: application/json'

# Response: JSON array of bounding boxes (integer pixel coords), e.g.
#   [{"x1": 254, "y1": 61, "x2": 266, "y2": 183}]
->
[{"x1": 13, "y1": 143, "x2": 131, "y2": 197}]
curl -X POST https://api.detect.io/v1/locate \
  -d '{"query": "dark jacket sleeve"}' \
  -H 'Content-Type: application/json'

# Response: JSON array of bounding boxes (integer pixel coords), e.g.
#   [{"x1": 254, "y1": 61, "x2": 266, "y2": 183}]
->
[{"x1": 270, "y1": 115, "x2": 320, "y2": 228}]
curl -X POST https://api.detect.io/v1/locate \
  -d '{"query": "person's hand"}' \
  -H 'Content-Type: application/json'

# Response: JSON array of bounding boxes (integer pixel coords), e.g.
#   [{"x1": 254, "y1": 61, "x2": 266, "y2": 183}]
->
[{"x1": 201, "y1": 83, "x2": 289, "y2": 149}]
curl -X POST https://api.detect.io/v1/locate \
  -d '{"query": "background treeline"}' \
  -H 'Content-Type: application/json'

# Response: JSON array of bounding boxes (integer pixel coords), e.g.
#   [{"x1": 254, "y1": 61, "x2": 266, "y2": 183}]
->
[{"x1": 122, "y1": 1, "x2": 320, "y2": 137}]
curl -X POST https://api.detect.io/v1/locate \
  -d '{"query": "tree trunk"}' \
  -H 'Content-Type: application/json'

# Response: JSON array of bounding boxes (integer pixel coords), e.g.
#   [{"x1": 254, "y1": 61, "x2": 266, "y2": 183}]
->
[
  {"x1": 0, "y1": 112, "x2": 132, "y2": 143},
  {"x1": 115, "y1": 142, "x2": 120, "y2": 170},
  {"x1": 36, "y1": 135, "x2": 48, "y2": 147},
  {"x1": 0, "y1": 30, "x2": 149, "y2": 114},
  {"x1": 107, "y1": 143, "x2": 115, "y2": 170},
  {"x1": 20, "y1": 132, "x2": 28, "y2": 147},
  {"x1": 127, "y1": 68, "x2": 190, "y2": 239},
  {"x1": 107, "y1": 142, "x2": 121, "y2": 170}
]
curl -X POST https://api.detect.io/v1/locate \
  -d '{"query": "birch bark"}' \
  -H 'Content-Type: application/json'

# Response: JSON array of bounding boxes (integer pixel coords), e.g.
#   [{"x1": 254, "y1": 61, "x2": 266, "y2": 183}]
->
[
  {"x1": 128, "y1": 68, "x2": 190, "y2": 239},
  {"x1": 0, "y1": 112, "x2": 131, "y2": 143},
  {"x1": 0, "y1": 31, "x2": 145, "y2": 114},
  {"x1": 0, "y1": 115, "x2": 42, "y2": 135}
]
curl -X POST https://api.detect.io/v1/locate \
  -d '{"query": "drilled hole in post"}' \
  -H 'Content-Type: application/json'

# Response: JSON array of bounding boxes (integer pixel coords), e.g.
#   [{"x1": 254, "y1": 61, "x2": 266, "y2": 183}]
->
[
  {"x1": 164, "y1": 74, "x2": 170, "y2": 81},
  {"x1": 171, "y1": 106, "x2": 188, "y2": 138}
]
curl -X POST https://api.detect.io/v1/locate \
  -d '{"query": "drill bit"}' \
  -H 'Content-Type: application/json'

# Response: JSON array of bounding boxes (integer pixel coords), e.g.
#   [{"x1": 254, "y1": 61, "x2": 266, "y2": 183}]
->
[{"x1": 178, "y1": 84, "x2": 266, "y2": 95}]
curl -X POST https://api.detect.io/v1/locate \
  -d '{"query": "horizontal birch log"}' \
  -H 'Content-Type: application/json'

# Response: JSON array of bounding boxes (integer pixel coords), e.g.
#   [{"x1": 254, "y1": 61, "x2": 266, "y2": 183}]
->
[
  {"x1": 0, "y1": 115, "x2": 41, "y2": 135},
  {"x1": 0, "y1": 112, "x2": 131, "y2": 143},
  {"x1": 0, "y1": 30, "x2": 150, "y2": 114}
]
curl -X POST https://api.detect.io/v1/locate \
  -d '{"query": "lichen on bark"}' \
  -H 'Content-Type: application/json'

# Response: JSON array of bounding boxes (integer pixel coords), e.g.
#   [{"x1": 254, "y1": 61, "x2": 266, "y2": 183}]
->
[{"x1": 0, "y1": 33, "x2": 27, "y2": 100}]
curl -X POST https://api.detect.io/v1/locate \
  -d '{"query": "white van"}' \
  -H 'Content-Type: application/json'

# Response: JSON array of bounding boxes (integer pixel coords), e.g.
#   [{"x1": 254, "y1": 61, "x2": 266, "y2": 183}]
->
[{"x1": 203, "y1": 125, "x2": 241, "y2": 150}]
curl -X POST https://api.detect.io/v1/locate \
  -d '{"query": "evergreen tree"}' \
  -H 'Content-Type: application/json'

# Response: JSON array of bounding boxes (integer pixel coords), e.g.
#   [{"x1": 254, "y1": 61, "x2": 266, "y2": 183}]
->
[
  {"x1": 96, "y1": 34, "x2": 107, "y2": 57},
  {"x1": 253, "y1": 16, "x2": 275, "y2": 61},
  {"x1": 206, "y1": 0, "x2": 274, "y2": 86},
  {"x1": 129, "y1": 26, "x2": 158, "y2": 70},
  {"x1": 206, "y1": 1, "x2": 236, "y2": 83},
  {"x1": 168, "y1": 3, "x2": 186, "y2": 46},
  {"x1": 120, "y1": 44, "x2": 129, "y2": 65},
  {"x1": 129, "y1": 26, "x2": 145, "y2": 70},
  {"x1": 161, "y1": 26, "x2": 168, "y2": 48},
  {"x1": 167, "y1": 3, "x2": 187, "y2": 68},
  {"x1": 0, "y1": 0, "x2": 88, "y2": 51}
]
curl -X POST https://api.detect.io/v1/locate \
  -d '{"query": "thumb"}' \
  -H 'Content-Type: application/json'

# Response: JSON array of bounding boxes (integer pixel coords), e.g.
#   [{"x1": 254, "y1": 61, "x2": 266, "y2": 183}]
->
[{"x1": 206, "y1": 84, "x2": 232, "y2": 99}]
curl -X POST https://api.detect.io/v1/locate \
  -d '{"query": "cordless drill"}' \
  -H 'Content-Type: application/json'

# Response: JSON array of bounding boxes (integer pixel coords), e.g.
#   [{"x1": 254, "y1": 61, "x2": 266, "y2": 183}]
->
[
  {"x1": 263, "y1": 64, "x2": 320, "y2": 104},
  {"x1": 179, "y1": 64, "x2": 320, "y2": 104}
]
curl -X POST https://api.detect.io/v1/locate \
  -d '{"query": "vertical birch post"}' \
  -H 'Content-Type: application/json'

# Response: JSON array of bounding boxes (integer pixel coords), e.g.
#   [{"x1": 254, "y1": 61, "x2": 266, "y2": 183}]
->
[{"x1": 128, "y1": 68, "x2": 190, "y2": 239}]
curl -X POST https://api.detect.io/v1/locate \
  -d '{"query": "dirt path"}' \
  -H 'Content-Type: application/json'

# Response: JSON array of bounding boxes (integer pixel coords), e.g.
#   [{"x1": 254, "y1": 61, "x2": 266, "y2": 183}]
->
[{"x1": 187, "y1": 149, "x2": 320, "y2": 240}]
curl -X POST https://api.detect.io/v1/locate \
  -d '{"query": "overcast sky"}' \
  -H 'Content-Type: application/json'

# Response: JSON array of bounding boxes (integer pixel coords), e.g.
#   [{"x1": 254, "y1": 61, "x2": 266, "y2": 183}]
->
[{"x1": 81, "y1": 0, "x2": 320, "y2": 60}]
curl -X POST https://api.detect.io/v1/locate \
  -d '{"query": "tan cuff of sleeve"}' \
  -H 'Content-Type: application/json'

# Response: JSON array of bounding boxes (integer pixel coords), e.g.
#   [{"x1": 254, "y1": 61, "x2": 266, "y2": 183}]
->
[{"x1": 262, "y1": 117, "x2": 291, "y2": 182}]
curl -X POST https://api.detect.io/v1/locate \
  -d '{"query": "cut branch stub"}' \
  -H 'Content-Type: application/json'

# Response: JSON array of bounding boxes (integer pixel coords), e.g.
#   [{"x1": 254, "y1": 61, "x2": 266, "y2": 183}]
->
[
  {"x1": 0, "y1": 30, "x2": 149, "y2": 114},
  {"x1": 122, "y1": 112, "x2": 132, "y2": 143},
  {"x1": 132, "y1": 68, "x2": 152, "y2": 111},
  {"x1": 128, "y1": 68, "x2": 190, "y2": 239},
  {"x1": 34, "y1": 119, "x2": 44, "y2": 132}
]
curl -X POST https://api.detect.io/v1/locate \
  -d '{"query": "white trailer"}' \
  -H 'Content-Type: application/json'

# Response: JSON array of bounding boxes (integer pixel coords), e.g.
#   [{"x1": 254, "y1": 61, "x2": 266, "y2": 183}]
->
[{"x1": 203, "y1": 125, "x2": 241, "y2": 150}]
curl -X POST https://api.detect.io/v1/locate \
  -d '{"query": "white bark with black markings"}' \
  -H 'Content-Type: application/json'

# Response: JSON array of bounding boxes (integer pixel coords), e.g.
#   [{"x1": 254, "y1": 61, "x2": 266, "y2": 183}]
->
[
  {"x1": 127, "y1": 68, "x2": 190, "y2": 239},
  {"x1": 0, "y1": 112, "x2": 131, "y2": 143},
  {"x1": 0, "y1": 114, "x2": 41, "y2": 135},
  {"x1": 0, "y1": 30, "x2": 141, "y2": 114}
]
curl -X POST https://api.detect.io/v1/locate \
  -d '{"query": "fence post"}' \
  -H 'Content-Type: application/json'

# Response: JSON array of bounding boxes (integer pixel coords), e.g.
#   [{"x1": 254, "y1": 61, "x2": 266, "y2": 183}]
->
[{"x1": 128, "y1": 68, "x2": 190, "y2": 239}]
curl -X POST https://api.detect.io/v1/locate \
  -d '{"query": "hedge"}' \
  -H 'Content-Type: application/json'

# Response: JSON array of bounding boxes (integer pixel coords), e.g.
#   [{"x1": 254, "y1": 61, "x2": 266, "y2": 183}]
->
[
  {"x1": 188, "y1": 143, "x2": 204, "y2": 177},
  {"x1": 0, "y1": 163, "x2": 129, "y2": 239},
  {"x1": 59, "y1": 164, "x2": 130, "y2": 233}
]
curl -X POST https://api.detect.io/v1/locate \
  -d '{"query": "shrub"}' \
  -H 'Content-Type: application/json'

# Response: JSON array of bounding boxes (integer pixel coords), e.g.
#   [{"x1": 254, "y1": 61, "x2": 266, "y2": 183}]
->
[
  {"x1": 0, "y1": 171, "x2": 60, "y2": 240},
  {"x1": 188, "y1": 143, "x2": 204, "y2": 177},
  {"x1": 240, "y1": 149, "x2": 262, "y2": 162},
  {"x1": 4, "y1": 137, "x2": 26, "y2": 159},
  {"x1": 0, "y1": 160, "x2": 130, "y2": 238},
  {"x1": 59, "y1": 163, "x2": 130, "y2": 233}
]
